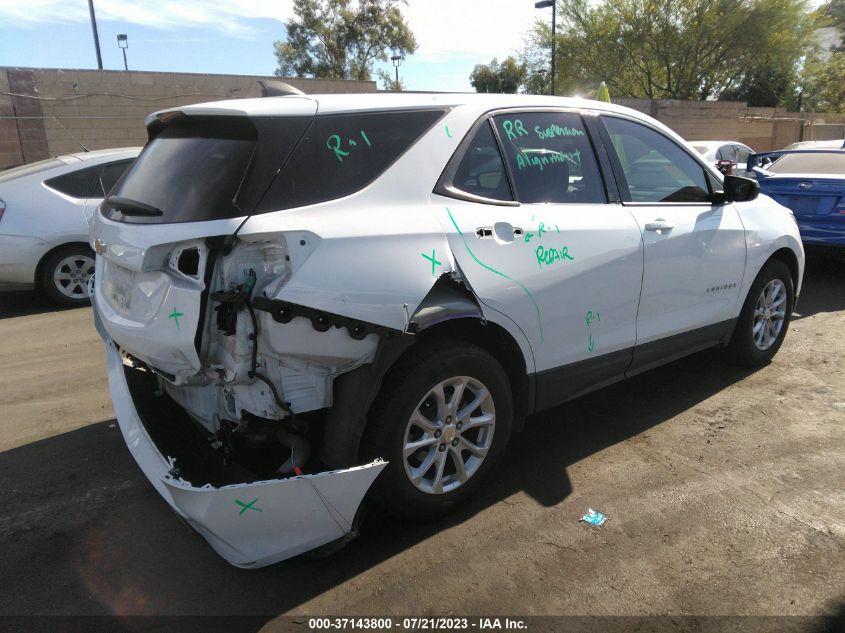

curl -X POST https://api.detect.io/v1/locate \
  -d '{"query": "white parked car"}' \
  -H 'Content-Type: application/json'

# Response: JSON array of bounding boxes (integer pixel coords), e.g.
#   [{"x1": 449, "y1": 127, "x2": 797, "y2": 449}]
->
[
  {"x1": 91, "y1": 94, "x2": 804, "y2": 567},
  {"x1": 783, "y1": 139, "x2": 845, "y2": 150},
  {"x1": 690, "y1": 140, "x2": 756, "y2": 177},
  {"x1": 0, "y1": 148, "x2": 140, "y2": 305}
]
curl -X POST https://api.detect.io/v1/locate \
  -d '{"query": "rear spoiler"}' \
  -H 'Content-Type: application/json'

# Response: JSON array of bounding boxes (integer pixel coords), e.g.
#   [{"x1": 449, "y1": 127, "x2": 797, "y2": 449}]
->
[{"x1": 747, "y1": 151, "x2": 784, "y2": 172}]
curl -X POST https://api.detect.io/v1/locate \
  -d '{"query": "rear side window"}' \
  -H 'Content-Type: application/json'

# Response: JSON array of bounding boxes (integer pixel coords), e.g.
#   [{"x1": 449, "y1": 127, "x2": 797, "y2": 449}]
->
[
  {"x1": 603, "y1": 117, "x2": 710, "y2": 203},
  {"x1": 97, "y1": 160, "x2": 133, "y2": 197},
  {"x1": 446, "y1": 122, "x2": 512, "y2": 202},
  {"x1": 258, "y1": 109, "x2": 445, "y2": 212},
  {"x1": 492, "y1": 112, "x2": 606, "y2": 204},
  {"x1": 104, "y1": 118, "x2": 257, "y2": 224},
  {"x1": 44, "y1": 164, "x2": 101, "y2": 198}
]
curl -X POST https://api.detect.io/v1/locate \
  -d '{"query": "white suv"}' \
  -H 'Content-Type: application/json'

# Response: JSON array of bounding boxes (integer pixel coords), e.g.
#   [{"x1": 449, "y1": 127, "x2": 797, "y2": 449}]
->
[{"x1": 91, "y1": 93, "x2": 804, "y2": 568}]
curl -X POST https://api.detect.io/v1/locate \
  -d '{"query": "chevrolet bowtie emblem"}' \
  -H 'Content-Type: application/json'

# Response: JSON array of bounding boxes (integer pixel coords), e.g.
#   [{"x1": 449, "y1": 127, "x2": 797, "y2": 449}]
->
[{"x1": 94, "y1": 238, "x2": 107, "y2": 255}]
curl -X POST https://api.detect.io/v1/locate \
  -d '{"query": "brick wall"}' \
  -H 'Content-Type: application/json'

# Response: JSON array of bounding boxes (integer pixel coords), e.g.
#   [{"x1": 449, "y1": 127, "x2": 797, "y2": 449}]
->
[{"x1": 0, "y1": 67, "x2": 377, "y2": 169}]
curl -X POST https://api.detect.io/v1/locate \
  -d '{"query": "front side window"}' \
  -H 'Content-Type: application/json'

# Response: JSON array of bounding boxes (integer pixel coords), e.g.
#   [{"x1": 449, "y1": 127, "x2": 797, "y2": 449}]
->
[
  {"x1": 492, "y1": 112, "x2": 606, "y2": 204},
  {"x1": 603, "y1": 117, "x2": 710, "y2": 203},
  {"x1": 447, "y1": 121, "x2": 512, "y2": 202},
  {"x1": 717, "y1": 145, "x2": 737, "y2": 162}
]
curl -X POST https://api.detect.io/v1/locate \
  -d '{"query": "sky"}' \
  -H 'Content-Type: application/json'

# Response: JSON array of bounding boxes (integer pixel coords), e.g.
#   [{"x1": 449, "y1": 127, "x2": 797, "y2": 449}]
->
[{"x1": 0, "y1": 0, "x2": 543, "y2": 92}]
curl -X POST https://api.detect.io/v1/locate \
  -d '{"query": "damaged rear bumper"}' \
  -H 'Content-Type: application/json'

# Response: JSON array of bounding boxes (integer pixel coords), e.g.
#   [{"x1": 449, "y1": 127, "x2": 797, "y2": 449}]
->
[{"x1": 100, "y1": 332, "x2": 386, "y2": 568}]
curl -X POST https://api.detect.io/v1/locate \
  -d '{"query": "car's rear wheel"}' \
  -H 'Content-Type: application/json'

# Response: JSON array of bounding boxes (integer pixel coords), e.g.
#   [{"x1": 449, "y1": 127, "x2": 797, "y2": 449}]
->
[
  {"x1": 726, "y1": 259, "x2": 794, "y2": 367},
  {"x1": 39, "y1": 245, "x2": 95, "y2": 307},
  {"x1": 362, "y1": 340, "x2": 513, "y2": 521}
]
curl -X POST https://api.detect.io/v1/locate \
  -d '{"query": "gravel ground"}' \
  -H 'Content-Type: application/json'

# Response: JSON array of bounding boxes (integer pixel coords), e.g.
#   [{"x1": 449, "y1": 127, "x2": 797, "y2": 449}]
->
[{"x1": 0, "y1": 252, "x2": 842, "y2": 631}]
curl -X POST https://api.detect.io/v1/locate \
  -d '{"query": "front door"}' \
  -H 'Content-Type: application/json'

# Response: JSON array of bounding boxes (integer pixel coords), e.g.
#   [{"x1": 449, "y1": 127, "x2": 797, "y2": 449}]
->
[{"x1": 600, "y1": 115, "x2": 747, "y2": 370}]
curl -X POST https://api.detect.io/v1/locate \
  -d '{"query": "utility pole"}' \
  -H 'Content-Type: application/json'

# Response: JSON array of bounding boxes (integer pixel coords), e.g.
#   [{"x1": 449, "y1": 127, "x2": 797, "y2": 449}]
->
[
  {"x1": 535, "y1": 0, "x2": 556, "y2": 95},
  {"x1": 88, "y1": 0, "x2": 103, "y2": 70}
]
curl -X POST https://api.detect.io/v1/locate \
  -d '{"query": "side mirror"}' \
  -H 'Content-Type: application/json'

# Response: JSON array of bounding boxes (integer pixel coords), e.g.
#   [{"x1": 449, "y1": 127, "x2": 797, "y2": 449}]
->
[{"x1": 712, "y1": 174, "x2": 759, "y2": 205}]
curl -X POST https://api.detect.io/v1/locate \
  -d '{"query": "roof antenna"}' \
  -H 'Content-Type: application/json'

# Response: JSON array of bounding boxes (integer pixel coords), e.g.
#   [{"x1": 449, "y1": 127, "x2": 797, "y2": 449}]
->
[
  {"x1": 51, "y1": 116, "x2": 90, "y2": 152},
  {"x1": 257, "y1": 80, "x2": 306, "y2": 97}
]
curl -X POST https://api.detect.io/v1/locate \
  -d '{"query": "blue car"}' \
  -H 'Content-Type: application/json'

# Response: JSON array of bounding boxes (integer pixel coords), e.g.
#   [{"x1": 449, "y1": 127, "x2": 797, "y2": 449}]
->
[{"x1": 751, "y1": 149, "x2": 845, "y2": 246}]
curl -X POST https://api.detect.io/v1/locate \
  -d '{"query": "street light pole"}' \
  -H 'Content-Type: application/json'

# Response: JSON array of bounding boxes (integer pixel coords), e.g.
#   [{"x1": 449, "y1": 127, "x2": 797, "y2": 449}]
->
[
  {"x1": 117, "y1": 34, "x2": 129, "y2": 71},
  {"x1": 88, "y1": 0, "x2": 103, "y2": 70},
  {"x1": 535, "y1": 0, "x2": 555, "y2": 95},
  {"x1": 391, "y1": 54, "x2": 404, "y2": 91}
]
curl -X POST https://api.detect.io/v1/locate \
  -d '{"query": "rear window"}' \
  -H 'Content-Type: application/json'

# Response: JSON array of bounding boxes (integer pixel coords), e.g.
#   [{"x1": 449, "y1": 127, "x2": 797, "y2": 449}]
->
[
  {"x1": 103, "y1": 118, "x2": 258, "y2": 224},
  {"x1": 769, "y1": 152, "x2": 845, "y2": 174},
  {"x1": 0, "y1": 158, "x2": 63, "y2": 184},
  {"x1": 257, "y1": 109, "x2": 445, "y2": 212}
]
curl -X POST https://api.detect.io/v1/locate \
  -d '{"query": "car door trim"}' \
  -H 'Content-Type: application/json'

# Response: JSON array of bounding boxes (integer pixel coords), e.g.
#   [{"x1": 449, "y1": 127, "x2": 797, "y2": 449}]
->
[{"x1": 529, "y1": 318, "x2": 737, "y2": 415}]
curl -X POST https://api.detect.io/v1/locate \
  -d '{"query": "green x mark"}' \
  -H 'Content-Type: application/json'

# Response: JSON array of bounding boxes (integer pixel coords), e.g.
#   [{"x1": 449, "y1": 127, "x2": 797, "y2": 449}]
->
[
  {"x1": 235, "y1": 497, "x2": 263, "y2": 515},
  {"x1": 168, "y1": 307, "x2": 185, "y2": 330},
  {"x1": 421, "y1": 249, "x2": 442, "y2": 276}
]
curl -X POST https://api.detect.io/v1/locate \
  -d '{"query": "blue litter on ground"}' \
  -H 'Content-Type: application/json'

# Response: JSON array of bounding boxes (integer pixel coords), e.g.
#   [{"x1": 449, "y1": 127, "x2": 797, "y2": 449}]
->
[{"x1": 580, "y1": 508, "x2": 608, "y2": 526}]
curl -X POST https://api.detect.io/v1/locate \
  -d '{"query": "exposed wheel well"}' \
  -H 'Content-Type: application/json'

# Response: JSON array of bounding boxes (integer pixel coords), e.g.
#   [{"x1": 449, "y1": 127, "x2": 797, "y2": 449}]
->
[
  {"x1": 416, "y1": 318, "x2": 530, "y2": 425},
  {"x1": 34, "y1": 241, "x2": 93, "y2": 286},
  {"x1": 768, "y1": 247, "x2": 799, "y2": 290}
]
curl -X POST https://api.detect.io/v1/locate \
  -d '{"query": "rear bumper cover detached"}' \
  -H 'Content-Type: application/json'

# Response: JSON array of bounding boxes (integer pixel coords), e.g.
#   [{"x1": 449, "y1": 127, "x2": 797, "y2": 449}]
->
[{"x1": 95, "y1": 310, "x2": 386, "y2": 568}]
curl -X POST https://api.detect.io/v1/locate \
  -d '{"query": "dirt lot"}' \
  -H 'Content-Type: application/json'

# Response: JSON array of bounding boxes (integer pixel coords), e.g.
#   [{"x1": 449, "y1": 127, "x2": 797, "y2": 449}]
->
[{"x1": 0, "y1": 252, "x2": 843, "y2": 630}]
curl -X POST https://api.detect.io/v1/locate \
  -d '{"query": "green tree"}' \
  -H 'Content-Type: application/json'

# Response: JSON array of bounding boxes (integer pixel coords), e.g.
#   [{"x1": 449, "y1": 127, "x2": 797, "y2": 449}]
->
[
  {"x1": 376, "y1": 68, "x2": 406, "y2": 91},
  {"x1": 812, "y1": 51, "x2": 845, "y2": 110},
  {"x1": 469, "y1": 57, "x2": 526, "y2": 93},
  {"x1": 719, "y1": 67, "x2": 796, "y2": 107},
  {"x1": 519, "y1": 0, "x2": 813, "y2": 100},
  {"x1": 274, "y1": 0, "x2": 417, "y2": 80}
]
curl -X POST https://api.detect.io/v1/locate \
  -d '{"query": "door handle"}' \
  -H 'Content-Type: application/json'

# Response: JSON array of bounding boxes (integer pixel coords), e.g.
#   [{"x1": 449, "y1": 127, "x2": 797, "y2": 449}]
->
[
  {"x1": 644, "y1": 219, "x2": 674, "y2": 232},
  {"x1": 476, "y1": 224, "x2": 524, "y2": 240}
]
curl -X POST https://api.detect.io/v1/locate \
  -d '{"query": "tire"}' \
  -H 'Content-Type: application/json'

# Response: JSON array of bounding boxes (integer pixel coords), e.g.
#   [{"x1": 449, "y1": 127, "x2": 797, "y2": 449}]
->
[
  {"x1": 361, "y1": 339, "x2": 513, "y2": 521},
  {"x1": 725, "y1": 259, "x2": 794, "y2": 367},
  {"x1": 39, "y1": 245, "x2": 96, "y2": 307}
]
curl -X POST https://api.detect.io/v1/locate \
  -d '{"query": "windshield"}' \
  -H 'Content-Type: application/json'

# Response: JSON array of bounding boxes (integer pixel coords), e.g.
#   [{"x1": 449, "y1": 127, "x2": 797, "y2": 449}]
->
[{"x1": 769, "y1": 152, "x2": 845, "y2": 175}]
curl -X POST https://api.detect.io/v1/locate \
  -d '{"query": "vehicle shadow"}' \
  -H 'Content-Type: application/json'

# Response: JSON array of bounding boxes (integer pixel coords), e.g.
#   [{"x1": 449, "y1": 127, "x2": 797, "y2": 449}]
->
[
  {"x1": 0, "y1": 289, "x2": 88, "y2": 320},
  {"x1": 0, "y1": 347, "x2": 758, "y2": 620},
  {"x1": 793, "y1": 249, "x2": 845, "y2": 320}
]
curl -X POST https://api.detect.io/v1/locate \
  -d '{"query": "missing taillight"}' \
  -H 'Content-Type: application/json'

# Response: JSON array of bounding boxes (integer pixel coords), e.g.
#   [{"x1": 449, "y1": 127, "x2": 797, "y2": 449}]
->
[{"x1": 177, "y1": 247, "x2": 200, "y2": 277}]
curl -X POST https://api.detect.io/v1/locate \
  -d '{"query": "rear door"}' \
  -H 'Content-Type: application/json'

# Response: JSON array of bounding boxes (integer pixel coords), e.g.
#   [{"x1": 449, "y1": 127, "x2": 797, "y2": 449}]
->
[
  {"x1": 437, "y1": 110, "x2": 644, "y2": 406},
  {"x1": 92, "y1": 103, "x2": 317, "y2": 379},
  {"x1": 599, "y1": 115, "x2": 746, "y2": 370}
]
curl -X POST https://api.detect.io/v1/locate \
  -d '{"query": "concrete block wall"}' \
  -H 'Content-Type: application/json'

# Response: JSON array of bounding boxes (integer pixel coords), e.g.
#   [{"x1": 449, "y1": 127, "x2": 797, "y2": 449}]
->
[
  {"x1": 613, "y1": 97, "x2": 845, "y2": 152},
  {"x1": 1, "y1": 67, "x2": 377, "y2": 168}
]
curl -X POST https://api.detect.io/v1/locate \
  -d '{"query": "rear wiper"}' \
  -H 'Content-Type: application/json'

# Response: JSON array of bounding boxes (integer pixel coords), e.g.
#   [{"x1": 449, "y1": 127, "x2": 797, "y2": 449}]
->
[{"x1": 105, "y1": 195, "x2": 163, "y2": 217}]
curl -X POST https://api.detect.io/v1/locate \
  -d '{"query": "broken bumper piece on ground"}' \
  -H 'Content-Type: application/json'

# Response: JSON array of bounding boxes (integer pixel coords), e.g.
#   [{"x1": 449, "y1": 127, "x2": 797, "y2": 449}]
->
[{"x1": 103, "y1": 342, "x2": 387, "y2": 568}]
